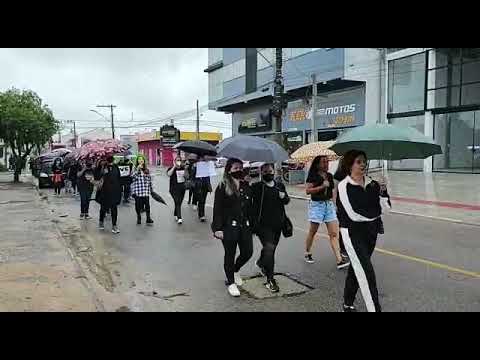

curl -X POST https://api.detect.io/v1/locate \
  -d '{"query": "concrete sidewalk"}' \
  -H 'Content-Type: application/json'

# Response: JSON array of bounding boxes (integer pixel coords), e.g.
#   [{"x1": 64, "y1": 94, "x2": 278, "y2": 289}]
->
[
  {"x1": 287, "y1": 171, "x2": 480, "y2": 226},
  {"x1": 0, "y1": 173, "x2": 100, "y2": 311}
]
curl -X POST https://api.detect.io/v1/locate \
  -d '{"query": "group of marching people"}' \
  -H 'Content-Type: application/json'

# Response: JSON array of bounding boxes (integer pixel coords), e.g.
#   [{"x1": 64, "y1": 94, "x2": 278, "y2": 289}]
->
[
  {"x1": 53, "y1": 154, "x2": 155, "y2": 234},
  {"x1": 211, "y1": 150, "x2": 390, "y2": 312}
]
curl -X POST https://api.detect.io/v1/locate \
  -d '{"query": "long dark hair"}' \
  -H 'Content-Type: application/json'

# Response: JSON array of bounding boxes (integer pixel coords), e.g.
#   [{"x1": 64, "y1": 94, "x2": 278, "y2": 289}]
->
[
  {"x1": 342, "y1": 150, "x2": 367, "y2": 176},
  {"x1": 222, "y1": 158, "x2": 243, "y2": 196},
  {"x1": 307, "y1": 155, "x2": 327, "y2": 180}
]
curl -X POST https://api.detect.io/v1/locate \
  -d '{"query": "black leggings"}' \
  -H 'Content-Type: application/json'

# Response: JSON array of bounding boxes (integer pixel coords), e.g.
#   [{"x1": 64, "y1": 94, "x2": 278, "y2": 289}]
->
[
  {"x1": 256, "y1": 227, "x2": 282, "y2": 281},
  {"x1": 170, "y1": 188, "x2": 185, "y2": 219},
  {"x1": 196, "y1": 187, "x2": 208, "y2": 218},
  {"x1": 221, "y1": 226, "x2": 253, "y2": 285},
  {"x1": 135, "y1": 196, "x2": 151, "y2": 218},
  {"x1": 54, "y1": 183, "x2": 61, "y2": 194},
  {"x1": 100, "y1": 205, "x2": 118, "y2": 226},
  {"x1": 342, "y1": 227, "x2": 381, "y2": 312},
  {"x1": 79, "y1": 189, "x2": 92, "y2": 214}
]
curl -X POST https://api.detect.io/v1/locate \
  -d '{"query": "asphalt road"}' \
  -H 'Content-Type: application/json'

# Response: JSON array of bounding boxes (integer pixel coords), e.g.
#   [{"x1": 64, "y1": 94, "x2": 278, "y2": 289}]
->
[{"x1": 46, "y1": 171, "x2": 480, "y2": 312}]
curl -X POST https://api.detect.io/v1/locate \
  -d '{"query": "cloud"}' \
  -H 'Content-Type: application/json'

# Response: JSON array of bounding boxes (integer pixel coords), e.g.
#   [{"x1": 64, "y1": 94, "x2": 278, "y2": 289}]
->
[{"x1": 0, "y1": 48, "x2": 231, "y2": 136}]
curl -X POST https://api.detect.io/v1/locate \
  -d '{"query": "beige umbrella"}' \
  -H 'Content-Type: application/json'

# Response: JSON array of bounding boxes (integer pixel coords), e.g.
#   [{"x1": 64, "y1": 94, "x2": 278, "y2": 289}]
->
[{"x1": 291, "y1": 141, "x2": 339, "y2": 162}]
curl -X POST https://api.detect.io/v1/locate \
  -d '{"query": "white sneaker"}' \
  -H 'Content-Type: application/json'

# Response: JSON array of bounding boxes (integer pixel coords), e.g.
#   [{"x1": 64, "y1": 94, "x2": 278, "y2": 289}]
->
[
  {"x1": 177, "y1": 218, "x2": 183, "y2": 225},
  {"x1": 174, "y1": 216, "x2": 178, "y2": 221},
  {"x1": 193, "y1": 205, "x2": 198, "y2": 211},
  {"x1": 227, "y1": 284, "x2": 240, "y2": 297},
  {"x1": 234, "y1": 272, "x2": 243, "y2": 286}
]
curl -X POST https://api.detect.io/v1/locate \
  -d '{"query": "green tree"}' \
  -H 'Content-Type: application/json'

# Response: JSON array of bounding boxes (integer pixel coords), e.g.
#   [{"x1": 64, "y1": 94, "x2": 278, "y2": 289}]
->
[{"x1": 0, "y1": 88, "x2": 59, "y2": 182}]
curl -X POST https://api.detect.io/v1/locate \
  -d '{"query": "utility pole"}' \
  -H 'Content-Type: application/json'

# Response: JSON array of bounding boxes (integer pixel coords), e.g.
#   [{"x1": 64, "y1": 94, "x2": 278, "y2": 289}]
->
[
  {"x1": 73, "y1": 121, "x2": 77, "y2": 148},
  {"x1": 311, "y1": 74, "x2": 318, "y2": 143},
  {"x1": 196, "y1": 99, "x2": 200, "y2": 140},
  {"x1": 272, "y1": 48, "x2": 284, "y2": 134},
  {"x1": 97, "y1": 104, "x2": 116, "y2": 139}
]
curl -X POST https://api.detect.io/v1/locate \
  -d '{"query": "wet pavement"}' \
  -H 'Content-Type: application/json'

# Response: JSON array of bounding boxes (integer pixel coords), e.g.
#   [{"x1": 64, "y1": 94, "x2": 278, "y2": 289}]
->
[{"x1": 34, "y1": 170, "x2": 480, "y2": 312}]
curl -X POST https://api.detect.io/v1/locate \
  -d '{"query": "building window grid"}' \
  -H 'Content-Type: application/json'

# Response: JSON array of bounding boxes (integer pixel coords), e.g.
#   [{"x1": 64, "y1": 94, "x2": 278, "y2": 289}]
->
[{"x1": 426, "y1": 48, "x2": 480, "y2": 110}]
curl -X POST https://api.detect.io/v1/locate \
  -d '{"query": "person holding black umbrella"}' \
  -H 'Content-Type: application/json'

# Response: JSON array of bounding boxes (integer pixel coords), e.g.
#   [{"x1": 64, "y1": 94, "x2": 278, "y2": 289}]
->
[
  {"x1": 193, "y1": 155, "x2": 212, "y2": 222},
  {"x1": 211, "y1": 158, "x2": 253, "y2": 297},
  {"x1": 336, "y1": 150, "x2": 390, "y2": 312}
]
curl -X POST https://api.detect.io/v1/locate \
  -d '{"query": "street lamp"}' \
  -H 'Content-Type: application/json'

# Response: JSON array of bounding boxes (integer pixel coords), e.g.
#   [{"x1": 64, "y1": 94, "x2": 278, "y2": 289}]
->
[{"x1": 90, "y1": 109, "x2": 108, "y2": 121}]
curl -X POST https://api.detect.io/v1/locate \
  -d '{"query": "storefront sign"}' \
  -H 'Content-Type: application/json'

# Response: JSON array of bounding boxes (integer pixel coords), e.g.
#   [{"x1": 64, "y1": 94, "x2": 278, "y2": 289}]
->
[
  {"x1": 237, "y1": 109, "x2": 272, "y2": 134},
  {"x1": 283, "y1": 86, "x2": 365, "y2": 131},
  {"x1": 160, "y1": 125, "x2": 180, "y2": 146}
]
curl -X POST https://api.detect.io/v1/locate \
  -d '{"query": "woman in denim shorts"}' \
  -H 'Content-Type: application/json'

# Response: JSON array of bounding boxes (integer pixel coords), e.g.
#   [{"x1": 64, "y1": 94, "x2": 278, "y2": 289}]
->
[{"x1": 304, "y1": 156, "x2": 350, "y2": 270}]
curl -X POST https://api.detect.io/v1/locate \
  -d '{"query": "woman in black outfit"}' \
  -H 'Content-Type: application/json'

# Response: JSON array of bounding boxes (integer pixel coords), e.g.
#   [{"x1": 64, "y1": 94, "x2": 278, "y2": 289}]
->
[
  {"x1": 77, "y1": 160, "x2": 94, "y2": 219},
  {"x1": 167, "y1": 156, "x2": 186, "y2": 225},
  {"x1": 51, "y1": 158, "x2": 64, "y2": 196},
  {"x1": 251, "y1": 163, "x2": 290, "y2": 293},
  {"x1": 211, "y1": 158, "x2": 253, "y2": 297},
  {"x1": 336, "y1": 150, "x2": 390, "y2": 312},
  {"x1": 94, "y1": 156, "x2": 122, "y2": 234}
]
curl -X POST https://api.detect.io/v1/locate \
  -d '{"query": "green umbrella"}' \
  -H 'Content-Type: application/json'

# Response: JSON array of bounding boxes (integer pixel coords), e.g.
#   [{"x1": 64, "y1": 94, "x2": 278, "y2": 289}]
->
[{"x1": 329, "y1": 124, "x2": 442, "y2": 160}]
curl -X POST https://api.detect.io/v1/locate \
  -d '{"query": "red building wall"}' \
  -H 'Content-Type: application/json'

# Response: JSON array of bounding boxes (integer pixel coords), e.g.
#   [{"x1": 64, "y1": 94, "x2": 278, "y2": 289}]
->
[{"x1": 138, "y1": 140, "x2": 161, "y2": 167}]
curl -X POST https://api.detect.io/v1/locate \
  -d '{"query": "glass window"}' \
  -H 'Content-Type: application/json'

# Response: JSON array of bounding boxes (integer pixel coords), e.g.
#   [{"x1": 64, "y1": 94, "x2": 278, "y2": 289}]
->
[
  {"x1": 434, "y1": 111, "x2": 475, "y2": 172},
  {"x1": 462, "y1": 48, "x2": 480, "y2": 63},
  {"x1": 222, "y1": 58, "x2": 246, "y2": 82},
  {"x1": 208, "y1": 68, "x2": 223, "y2": 103},
  {"x1": 428, "y1": 65, "x2": 461, "y2": 89},
  {"x1": 257, "y1": 48, "x2": 274, "y2": 70},
  {"x1": 387, "y1": 48, "x2": 407, "y2": 54},
  {"x1": 389, "y1": 115, "x2": 425, "y2": 170},
  {"x1": 428, "y1": 86, "x2": 460, "y2": 108},
  {"x1": 434, "y1": 48, "x2": 462, "y2": 68},
  {"x1": 388, "y1": 53, "x2": 426, "y2": 114},
  {"x1": 461, "y1": 82, "x2": 480, "y2": 106},
  {"x1": 208, "y1": 48, "x2": 223, "y2": 66},
  {"x1": 461, "y1": 61, "x2": 480, "y2": 84}
]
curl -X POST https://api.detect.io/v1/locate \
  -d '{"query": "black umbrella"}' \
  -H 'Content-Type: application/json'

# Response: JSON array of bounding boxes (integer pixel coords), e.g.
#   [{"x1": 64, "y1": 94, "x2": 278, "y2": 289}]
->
[
  {"x1": 174, "y1": 140, "x2": 217, "y2": 156},
  {"x1": 151, "y1": 190, "x2": 167, "y2": 205},
  {"x1": 217, "y1": 135, "x2": 289, "y2": 163}
]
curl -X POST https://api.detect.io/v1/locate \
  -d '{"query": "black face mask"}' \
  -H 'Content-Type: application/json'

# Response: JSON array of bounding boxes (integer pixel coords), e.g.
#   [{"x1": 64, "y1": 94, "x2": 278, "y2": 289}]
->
[
  {"x1": 263, "y1": 174, "x2": 274, "y2": 182},
  {"x1": 230, "y1": 170, "x2": 244, "y2": 180}
]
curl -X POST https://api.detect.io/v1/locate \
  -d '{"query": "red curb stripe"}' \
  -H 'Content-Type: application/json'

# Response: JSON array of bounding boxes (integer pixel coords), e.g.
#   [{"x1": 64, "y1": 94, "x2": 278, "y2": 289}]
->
[{"x1": 390, "y1": 196, "x2": 480, "y2": 211}]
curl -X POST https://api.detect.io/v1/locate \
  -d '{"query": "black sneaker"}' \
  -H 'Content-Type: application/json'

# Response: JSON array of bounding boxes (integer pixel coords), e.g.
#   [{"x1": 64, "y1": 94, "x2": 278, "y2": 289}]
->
[
  {"x1": 146, "y1": 218, "x2": 154, "y2": 226},
  {"x1": 337, "y1": 258, "x2": 351, "y2": 270},
  {"x1": 343, "y1": 304, "x2": 357, "y2": 312},
  {"x1": 255, "y1": 260, "x2": 267, "y2": 277},
  {"x1": 265, "y1": 279, "x2": 280, "y2": 293},
  {"x1": 341, "y1": 251, "x2": 349, "y2": 260},
  {"x1": 304, "y1": 254, "x2": 314, "y2": 264},
  {"x1": 137, "y1": 217, "x2": 141, "y2": 225}
]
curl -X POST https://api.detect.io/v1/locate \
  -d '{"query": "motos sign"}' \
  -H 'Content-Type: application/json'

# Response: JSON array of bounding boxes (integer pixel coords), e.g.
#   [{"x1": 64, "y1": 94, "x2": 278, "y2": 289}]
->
[{"x1": 283, "y1": 86, "x2": 365, "y2": 131}]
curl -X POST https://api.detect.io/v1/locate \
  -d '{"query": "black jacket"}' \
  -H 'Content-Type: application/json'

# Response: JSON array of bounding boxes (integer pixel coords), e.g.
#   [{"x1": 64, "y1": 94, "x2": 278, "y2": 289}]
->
[
  {"x1": 251, "y1": 181, "x2": 290, "y2": 231},
  {"x1": 336, "y1": 176, "x2": 390, "y2": 234},
  {"x1": 211, "y1": 181, "x2": 253, "y2": 233},
  {"x1": 94, "y1": 164, "x2": 122, "y2": 207},
  {"x1": 168, "y1": 166, "x2": 186, "y2": 194}
]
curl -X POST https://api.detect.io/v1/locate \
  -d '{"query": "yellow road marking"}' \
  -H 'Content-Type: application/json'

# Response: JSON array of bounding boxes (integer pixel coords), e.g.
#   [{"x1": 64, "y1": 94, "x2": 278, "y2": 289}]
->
[{"x1": 294, "y1": 226, "x2": 480, "y2": 279}]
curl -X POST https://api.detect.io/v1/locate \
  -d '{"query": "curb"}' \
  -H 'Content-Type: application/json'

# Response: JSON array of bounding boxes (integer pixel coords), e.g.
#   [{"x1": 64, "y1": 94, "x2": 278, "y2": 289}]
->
[
  {"x1": 33, "y1": 183, "x2": 106, "y2": 312},
  {"x1": 288, "y1": 193, "x2": 480, "y2": 228}
]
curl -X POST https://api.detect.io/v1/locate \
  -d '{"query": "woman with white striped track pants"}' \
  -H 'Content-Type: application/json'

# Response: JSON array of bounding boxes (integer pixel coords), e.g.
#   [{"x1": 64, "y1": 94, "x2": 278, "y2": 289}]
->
[{"x1": 336, "y1": 150, "x2": 391, "y2": 312}]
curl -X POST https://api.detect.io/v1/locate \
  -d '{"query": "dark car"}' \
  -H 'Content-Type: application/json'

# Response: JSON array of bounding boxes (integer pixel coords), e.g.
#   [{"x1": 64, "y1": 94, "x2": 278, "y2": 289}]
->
[{"x1": 32, "y1": 153, "x2": 67, "y2": 188}]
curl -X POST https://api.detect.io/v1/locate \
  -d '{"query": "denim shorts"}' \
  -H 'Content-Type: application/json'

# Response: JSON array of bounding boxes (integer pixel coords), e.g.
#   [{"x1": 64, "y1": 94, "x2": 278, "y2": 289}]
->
[{"x1": 308, "y1": 200, "x2": 337, "y2": 224}]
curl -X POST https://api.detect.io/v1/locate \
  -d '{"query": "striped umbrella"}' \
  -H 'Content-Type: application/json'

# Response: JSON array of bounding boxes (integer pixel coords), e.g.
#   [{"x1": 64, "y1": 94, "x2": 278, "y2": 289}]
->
[{"x1": 290, "y1": 141, "x2": 339, "y2": 162}]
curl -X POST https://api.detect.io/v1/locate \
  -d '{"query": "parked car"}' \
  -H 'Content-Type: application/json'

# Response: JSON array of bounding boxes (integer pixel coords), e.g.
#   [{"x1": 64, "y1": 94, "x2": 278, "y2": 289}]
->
[{"x1": 32, "y1": 152, "x2": 68, "y2": 188}]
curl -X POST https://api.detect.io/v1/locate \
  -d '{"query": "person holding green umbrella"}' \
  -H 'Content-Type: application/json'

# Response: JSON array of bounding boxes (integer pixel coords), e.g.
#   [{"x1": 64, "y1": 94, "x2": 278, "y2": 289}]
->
[{"x1": 336, "y1": 150, "x2": 391, "y2": 312}]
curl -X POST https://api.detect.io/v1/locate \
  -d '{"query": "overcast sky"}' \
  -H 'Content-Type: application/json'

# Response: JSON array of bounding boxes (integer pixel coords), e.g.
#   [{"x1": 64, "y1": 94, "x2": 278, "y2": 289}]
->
[{"x1": 0, "y1": 48, "x2": 231, "y2": 137}]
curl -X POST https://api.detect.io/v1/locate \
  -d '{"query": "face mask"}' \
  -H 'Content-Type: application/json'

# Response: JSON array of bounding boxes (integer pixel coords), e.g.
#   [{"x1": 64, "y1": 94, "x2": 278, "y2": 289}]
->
[
  {"x1": 263, "y1": 174, "x2": 274, "y2": 182},
  {"x1": 230, "y1": 170, "x2": 244, "y2": 180},
  {"x1": 176, "y1": 161, "x2": 182, "y2": 166}
]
